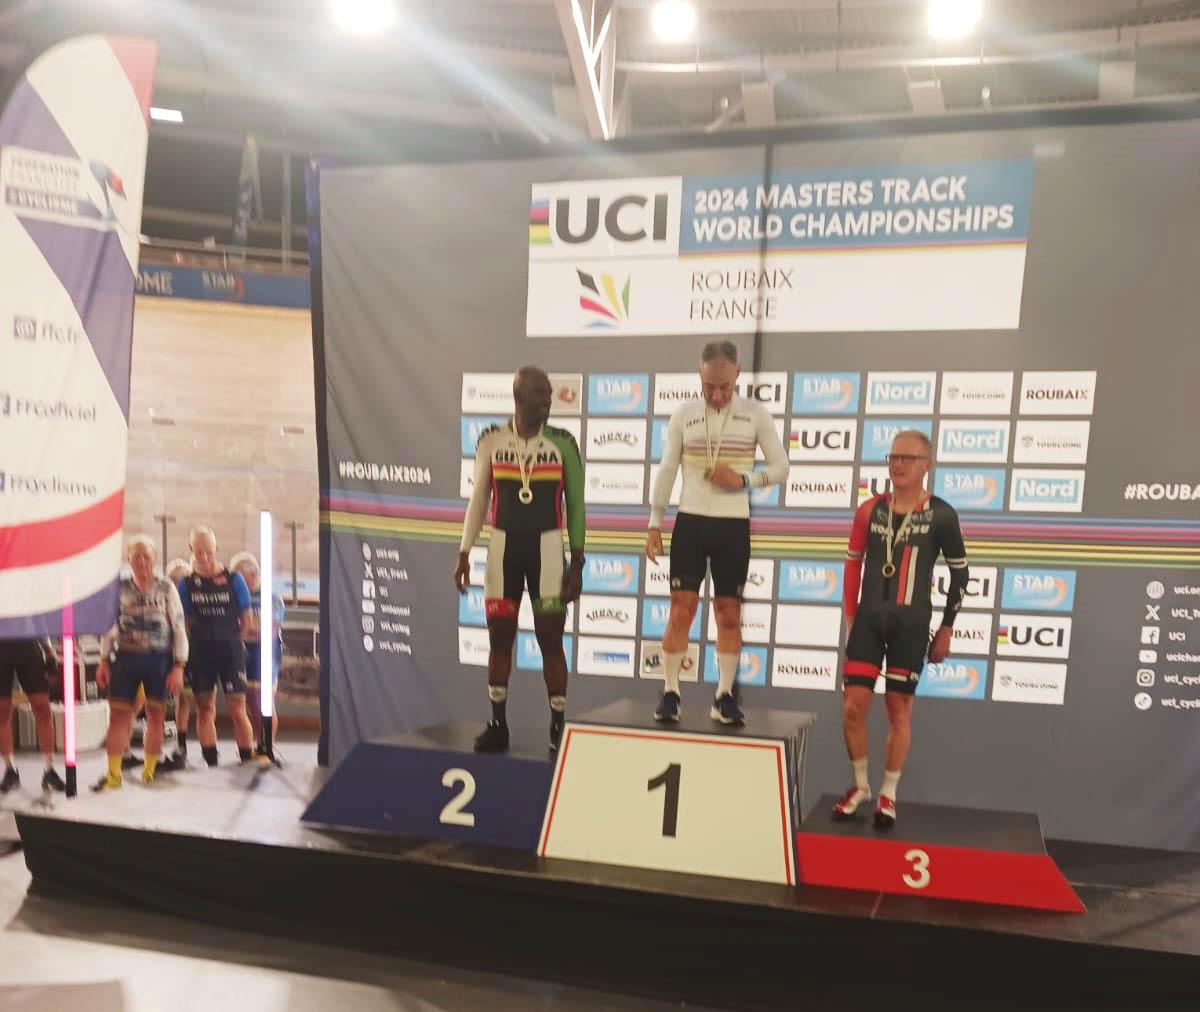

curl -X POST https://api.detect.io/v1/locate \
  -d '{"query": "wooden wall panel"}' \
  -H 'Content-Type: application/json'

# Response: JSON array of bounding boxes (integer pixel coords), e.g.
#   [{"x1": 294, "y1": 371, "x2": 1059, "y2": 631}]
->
[{"x1": 125, "y1": 298, "x2": 319, "y2": 583}]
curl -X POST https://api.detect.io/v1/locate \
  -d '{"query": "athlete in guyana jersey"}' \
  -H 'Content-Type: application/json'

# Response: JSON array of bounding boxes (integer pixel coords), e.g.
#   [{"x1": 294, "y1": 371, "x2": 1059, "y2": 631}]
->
[
  {"x1": 456, "y1": 367, "x2": 585, "y2": 754},
  {"x1": 835, "y1": 430, "x2": 969, "y2": 829}
]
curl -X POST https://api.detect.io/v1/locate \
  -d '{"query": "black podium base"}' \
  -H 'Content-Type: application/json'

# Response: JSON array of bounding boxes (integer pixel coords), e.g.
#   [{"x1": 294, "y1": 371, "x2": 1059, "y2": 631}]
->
[{"x1": 14, "y1": 757, "x2": 1200, "y2": 1009}]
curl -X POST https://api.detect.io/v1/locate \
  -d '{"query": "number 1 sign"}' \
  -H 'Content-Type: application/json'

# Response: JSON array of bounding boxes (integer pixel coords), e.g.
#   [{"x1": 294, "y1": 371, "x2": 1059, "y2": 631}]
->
[{"x1": 538, "y1": 724, "x2": 796, "y2": 885}]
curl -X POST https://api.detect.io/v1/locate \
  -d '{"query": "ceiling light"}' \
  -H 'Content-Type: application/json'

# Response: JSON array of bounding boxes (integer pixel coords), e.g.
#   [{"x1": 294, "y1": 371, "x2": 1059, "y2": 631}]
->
[
  {"x1": 329, "y1": 0, "x2": 397, "y2": 37},
  {"x1": 149, "y1": 106, "x2": 183, "y2": 123},
  {"x1": 652, "y1": 1, "x2": 696, "y2": 44},
  {"x1": 927, "y1": 0, "x2": 983, "y2": 40}
]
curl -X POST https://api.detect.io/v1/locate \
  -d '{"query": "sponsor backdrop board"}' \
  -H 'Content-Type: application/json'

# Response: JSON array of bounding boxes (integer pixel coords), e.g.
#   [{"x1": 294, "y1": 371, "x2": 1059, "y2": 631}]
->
[{"x1": 314, "y1": 121, "x2": 1200, "y2": 850}]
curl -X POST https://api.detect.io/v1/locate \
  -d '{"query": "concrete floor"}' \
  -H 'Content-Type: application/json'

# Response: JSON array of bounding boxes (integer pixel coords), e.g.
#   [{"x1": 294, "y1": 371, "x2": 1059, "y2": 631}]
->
[{"x1": 0, "y1": 739, "x2": 718, "y2": 1012}]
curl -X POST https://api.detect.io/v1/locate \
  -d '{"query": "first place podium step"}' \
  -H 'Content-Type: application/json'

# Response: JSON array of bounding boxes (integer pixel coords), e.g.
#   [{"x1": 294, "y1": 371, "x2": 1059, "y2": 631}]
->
[{"x1": 539, "y1": 700, "x2": 816, "y2": 886}]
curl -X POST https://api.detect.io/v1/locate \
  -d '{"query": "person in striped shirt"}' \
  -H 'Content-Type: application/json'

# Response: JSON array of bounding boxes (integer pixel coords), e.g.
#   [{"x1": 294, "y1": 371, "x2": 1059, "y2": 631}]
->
[
  {"x1": 646, "y1": 341, "x2": 788, "y2": 726},
  {"x1": 834, "y1": 430, "x2": 969, "y2": 828}
]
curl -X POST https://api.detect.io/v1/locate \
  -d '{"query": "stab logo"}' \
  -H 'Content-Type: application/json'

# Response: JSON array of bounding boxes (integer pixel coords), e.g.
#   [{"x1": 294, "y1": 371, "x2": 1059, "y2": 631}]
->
[
  {"x1": 792, "y1": 372, "x2": 860, "y2": 415},
  {"x1": 1001, "y1": 570, "x2": 1076, "y2": 612},
  {"x1": 589, "y1": 374, "x2": 648, "y2": 414},
  {"x1": 934, "y1": 468, "x2": 1005, "y2": 511},
  {"x1": 583, "y1": 555, "x2": 640, "y2": 594},
  {"x1": 779, "y1": 562, "x2": 842, "y2": 602},
  {"x1": 918, "y1": 660, "x2": 988, "y2": 700},
  {"x1": 703, "y1": 645, "x2": 767, "y2": 687}
]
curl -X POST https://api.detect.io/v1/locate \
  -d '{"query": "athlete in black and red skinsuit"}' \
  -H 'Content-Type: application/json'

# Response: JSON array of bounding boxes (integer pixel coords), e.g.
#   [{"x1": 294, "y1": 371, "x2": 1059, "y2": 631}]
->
[{"x1": 834, "y1": 430, "x2": 968, "y2": 829}]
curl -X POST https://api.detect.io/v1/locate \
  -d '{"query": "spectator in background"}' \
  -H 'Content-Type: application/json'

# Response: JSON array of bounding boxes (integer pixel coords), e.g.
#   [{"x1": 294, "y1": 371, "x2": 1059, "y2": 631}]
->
[
  {"x1": 0, "y1": 639, "x2": 65, "y2": 793},
  {"x1": 177, "y1": 528, "x2": 255, "y2": 765},
  {"x1": 162, "y1": 557, "x2": 193, "y2": 771},
  {"x1": 229, "y1": 552, "x2": 284, "y2": 754},
  {"x1": 93, "y1": 535, "x2": 188, "y2": 790}
]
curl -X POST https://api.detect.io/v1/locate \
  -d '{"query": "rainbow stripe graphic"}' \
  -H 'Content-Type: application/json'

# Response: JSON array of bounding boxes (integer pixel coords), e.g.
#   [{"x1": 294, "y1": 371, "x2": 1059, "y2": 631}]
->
[
  {"x1": 322, "y1": 493, "x2": 1200, "y2": 569},
  {"x1": 528, "y1": 199, "x2": 550, "y2": 245}
]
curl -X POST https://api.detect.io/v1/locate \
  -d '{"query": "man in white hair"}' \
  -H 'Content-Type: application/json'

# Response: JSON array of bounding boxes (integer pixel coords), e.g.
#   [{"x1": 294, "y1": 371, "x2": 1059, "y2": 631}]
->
[
  {"x1": 93, "y1": 535, "x2": 188, "y2": 790},
  {"x1": 175, "y1": 527, "x2": 255, "y2": 766}
]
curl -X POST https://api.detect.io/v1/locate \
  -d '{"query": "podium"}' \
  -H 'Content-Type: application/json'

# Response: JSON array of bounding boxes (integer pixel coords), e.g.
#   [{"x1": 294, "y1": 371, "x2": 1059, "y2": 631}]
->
[
  {"x1": 305, "y1": 700, "x2": 816, "y2": 886},
  {"x1": 797, "y1": 793, "x2": 1086, "y2": 913},
  {"x1": 302, "y1": 722, "x2": 555, "y2": 850},
  {"x1": 540, "y1": 701, "x2": 816, "y2": 885}
]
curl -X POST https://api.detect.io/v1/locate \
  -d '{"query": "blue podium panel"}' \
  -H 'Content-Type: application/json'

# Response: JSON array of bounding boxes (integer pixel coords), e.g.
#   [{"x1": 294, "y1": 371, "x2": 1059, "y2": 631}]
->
[{"x1": 302, "y1": 724, "x2": 554, "y2": 851}]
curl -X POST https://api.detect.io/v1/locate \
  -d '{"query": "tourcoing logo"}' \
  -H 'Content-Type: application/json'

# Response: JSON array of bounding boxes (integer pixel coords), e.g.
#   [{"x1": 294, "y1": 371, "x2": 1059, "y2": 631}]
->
[{"x1": 576, "y1": 269, "x2": 631, "y2": 329}]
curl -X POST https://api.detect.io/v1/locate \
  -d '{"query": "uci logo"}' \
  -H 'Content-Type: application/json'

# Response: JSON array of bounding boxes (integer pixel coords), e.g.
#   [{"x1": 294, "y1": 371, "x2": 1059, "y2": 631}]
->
[{"x1": 554, "y1": 192, "x2": 669, "y2": 246}]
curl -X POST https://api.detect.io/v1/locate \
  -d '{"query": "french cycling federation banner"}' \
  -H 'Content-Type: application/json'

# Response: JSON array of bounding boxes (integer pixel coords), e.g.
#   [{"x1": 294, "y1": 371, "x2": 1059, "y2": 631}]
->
[
  {"x1": 526, "y1": 163, "x2": 1032, "y2": 337},
  {"x1": 0, "y1": 36, "x2": 157, "y2": 637}
]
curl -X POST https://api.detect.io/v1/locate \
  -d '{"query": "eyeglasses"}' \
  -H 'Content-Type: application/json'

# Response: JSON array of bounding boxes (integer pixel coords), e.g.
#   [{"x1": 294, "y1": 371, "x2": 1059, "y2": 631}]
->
[{"x1": 885, "y1": 453, "x2": 929, "y2": 465}]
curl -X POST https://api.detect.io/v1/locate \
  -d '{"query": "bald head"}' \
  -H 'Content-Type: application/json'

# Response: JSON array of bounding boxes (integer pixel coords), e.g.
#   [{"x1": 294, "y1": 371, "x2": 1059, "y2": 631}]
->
[{"x1": 513, "y1": 365, "x2": 552, "y2": 434}]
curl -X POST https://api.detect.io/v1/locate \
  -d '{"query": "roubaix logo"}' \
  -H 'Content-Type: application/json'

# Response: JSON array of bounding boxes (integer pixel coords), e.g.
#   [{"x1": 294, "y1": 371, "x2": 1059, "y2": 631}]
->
[
  {"x1": 917, "y1": 659, "x2": 988, "y2": 700},
  {"x1": 703, "y1": 645, "x2": 768, "y2": 687},
  {"x1": 1018, "y1": 371, "x2": 1097, "y2": 416},
  {"x1": 933, "y1": 468, "x2": 1005, "y2": 511},
  {"x1": 786, "y1": 465, "x2": 853, "y2": 508},
  {"x1": 779, "y1": 561, "x2": 842, "y2": 603},
  {"x1": 1001, "y1": 569, "x2": 1076, "y2": 612},
  {"x1": 583, "y1": 555, "x2": 640, "y2": 595},
  {"x1": 939, "y1": 372, "x2": 1014, "y2": 415},
  {"x1": 865, "y1": 372, "x2": 936, "y2": 415},
  {"x1": 529, "y1": 176, "x2": 682, "y2": 259},
  {"x1": 788, "y1": 420, "x2": 858, "y2": 462},
  {"x1": 991, "y1": 661, "x2": 1068, "y2": 705},
  {"x1": 936, "y1": 421, "x2": 1010, "y2": 464},
  {"x1": 862, "y1": 419, "x2": 933, "y2": 462},
  {"x1": 791, "y1": 372, "x2": 860, "y2": 415},
  {"x1": 588, "y1": 374, "x2": 649, "y2": 415},
  {"x1": 653, "y1": 373, "x2": 702, "y2": 414},
  {"x1": 771, "y1": 648, "x2": 838, "y2": 691},
  {"x1": 1009, "y1": 469, "x2": 1085, "y2": 513}
]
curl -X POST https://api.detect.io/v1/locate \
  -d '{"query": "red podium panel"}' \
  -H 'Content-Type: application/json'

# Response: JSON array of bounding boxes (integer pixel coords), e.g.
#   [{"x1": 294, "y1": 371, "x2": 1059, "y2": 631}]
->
[{"x1": 797, "y1": 794, "x2": 1085, "y2": 913}]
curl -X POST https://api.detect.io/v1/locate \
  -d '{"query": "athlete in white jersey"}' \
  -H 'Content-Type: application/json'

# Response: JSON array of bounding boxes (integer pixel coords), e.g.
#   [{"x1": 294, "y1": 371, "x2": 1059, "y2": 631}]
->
[{"x1": 646, "y1": 341, "x2": 788, "y2": 725}]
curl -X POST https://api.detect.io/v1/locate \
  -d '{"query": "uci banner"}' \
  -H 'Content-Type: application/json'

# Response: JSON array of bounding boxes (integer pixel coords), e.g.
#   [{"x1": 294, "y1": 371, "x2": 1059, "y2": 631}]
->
[
  {"x1": 0, "y1": 36, "x2": 157, "y2": 637},
  {"x1": 526, "y1": 162, "x2": 1032, "y2": 337}
]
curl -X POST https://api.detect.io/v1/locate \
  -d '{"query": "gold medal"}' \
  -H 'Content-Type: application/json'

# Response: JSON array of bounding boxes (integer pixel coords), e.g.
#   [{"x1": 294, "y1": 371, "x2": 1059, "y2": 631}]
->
[{"x1": 512, "y1": 419, "x2": 543, "y2": 507}]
